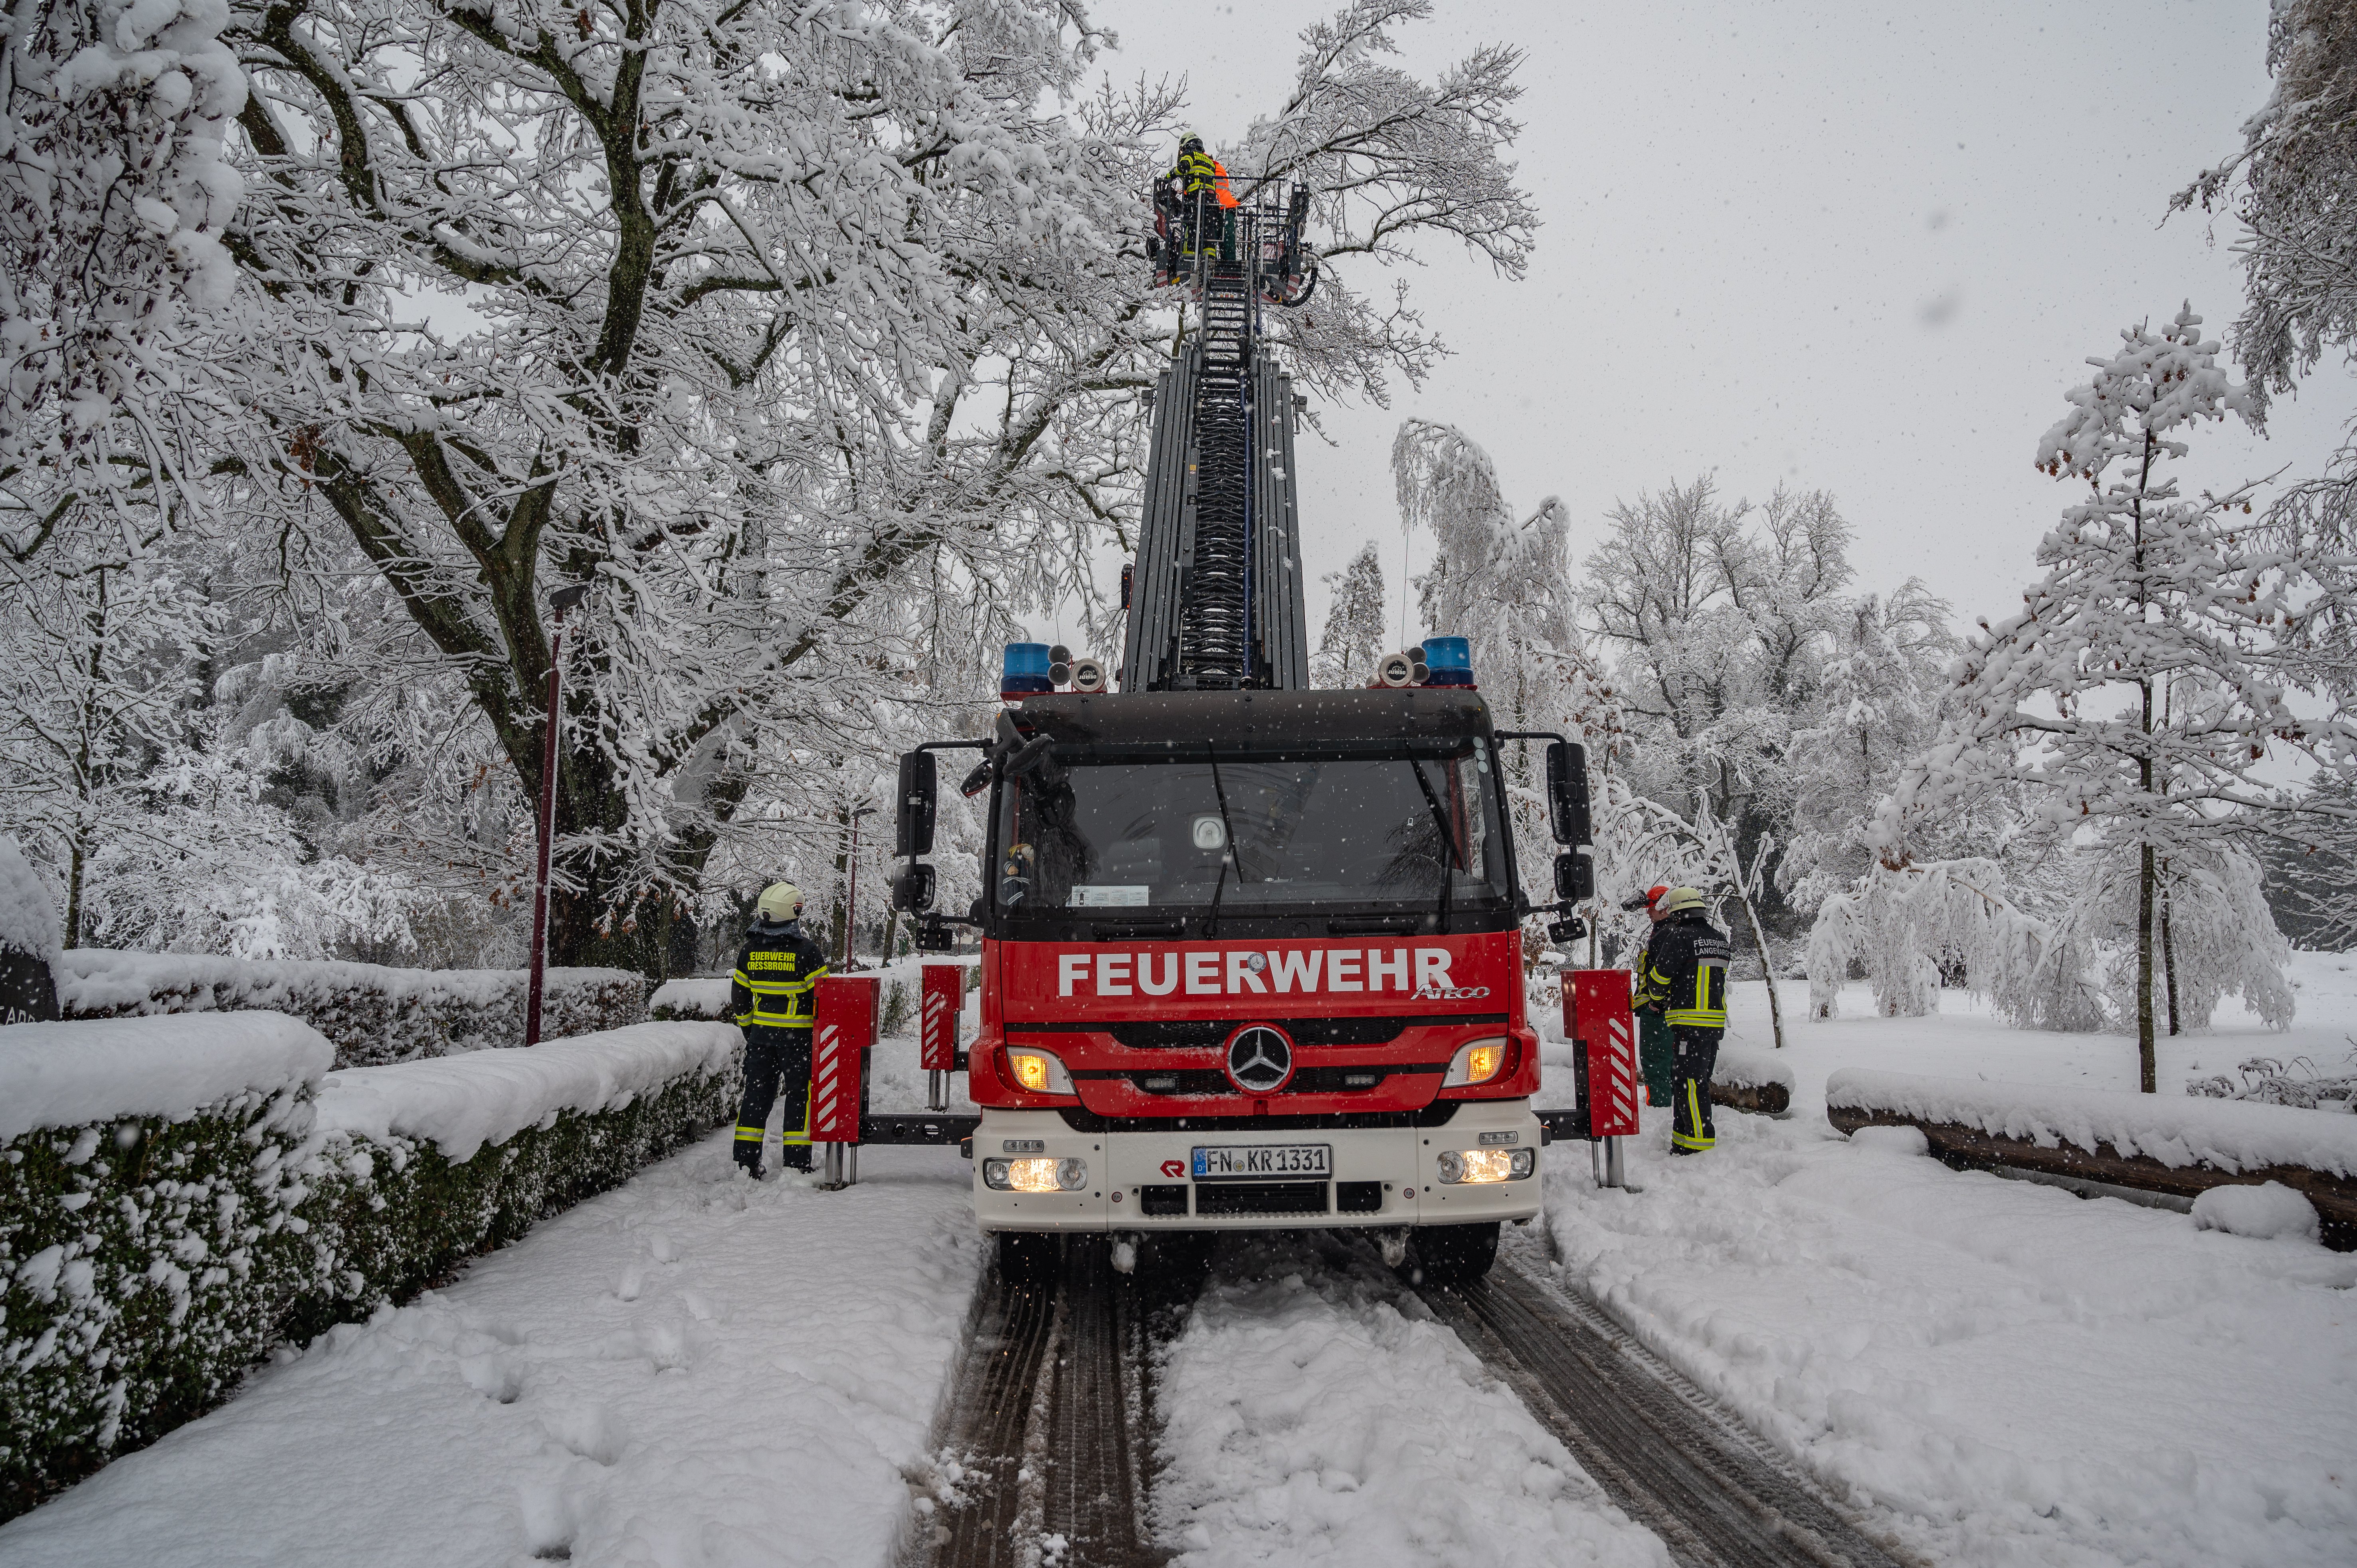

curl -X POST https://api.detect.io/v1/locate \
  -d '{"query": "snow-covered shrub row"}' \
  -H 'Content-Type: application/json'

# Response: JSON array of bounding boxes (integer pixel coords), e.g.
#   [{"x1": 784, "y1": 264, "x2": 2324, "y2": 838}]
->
[
  {"x1": 1827, "y1": 1069, "x2": 2357, "y2": 1178},
  {"x1": 647, "y1": 977, "x2": 732, "y2": 1021},
  {"x1": 2, "y1": 1015, "x2": 333, "y2": 1519},
  {"x1": 1, "y1": 1015, "x2": 738, "y2": 1519},
  {"x1": 53, "y1": 949, "x2": 647, "y2": 1068},
  {"x1": 291, "y1": 1025, "x2": 741, "y2": 1334}
]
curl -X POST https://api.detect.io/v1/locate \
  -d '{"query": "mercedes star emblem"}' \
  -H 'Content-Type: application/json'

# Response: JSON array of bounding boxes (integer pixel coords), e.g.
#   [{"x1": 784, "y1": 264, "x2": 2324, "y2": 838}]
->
[{"x1": 1224, "y1": 1025, "x2": 1296, "y2": 1095}]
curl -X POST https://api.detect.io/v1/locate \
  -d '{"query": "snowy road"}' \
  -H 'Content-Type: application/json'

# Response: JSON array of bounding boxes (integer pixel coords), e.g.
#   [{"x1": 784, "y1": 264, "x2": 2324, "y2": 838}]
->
[{"x1": 0, "y1": 1135, "x2": 985, "y2": 1568}]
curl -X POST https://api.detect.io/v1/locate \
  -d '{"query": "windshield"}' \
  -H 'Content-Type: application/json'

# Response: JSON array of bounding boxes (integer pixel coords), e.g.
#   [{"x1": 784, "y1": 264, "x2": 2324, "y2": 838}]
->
[{"x1": 992, "y1": 743, "x2": 1512, "y2": 919}]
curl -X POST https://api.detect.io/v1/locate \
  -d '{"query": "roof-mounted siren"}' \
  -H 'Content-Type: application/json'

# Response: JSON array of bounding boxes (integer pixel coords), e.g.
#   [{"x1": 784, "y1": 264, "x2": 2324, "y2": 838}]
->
[
  {"x1": 1069, "y1": 658, "x2": 1108, "y2": 694},
  {"x1": 1421, "y1": 635, "x2": 1474, "y2": 688},
  {"x1": 1375, "y1": 646, "x2": 1428, "y2": 688},
  {"x1": 1001, "y1": 643, "x2": 1053, "y2": 700}
]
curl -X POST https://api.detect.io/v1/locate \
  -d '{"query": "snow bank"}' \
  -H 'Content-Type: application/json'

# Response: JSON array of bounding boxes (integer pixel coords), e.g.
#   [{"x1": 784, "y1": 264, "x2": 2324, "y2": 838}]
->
[
  {"x1": 0, "y1": 1012, "x2": 332, "y2": 1141},
  {"x1": 316, "y1": 1022, "x2": 741, "y2": 1162},
  {"x1": 1826, "y1": 1068, "x2": 2357, "y2": 1178},
  {"x1": 647, "y1": 977, "x2": 732, "y2": 1020},
  {"x1": 2191, "y1": 1180, "x2": 2320, "y2": 1242},
  {"x1": 53, "y1": 948, "x2": 647, "y2": 1067}
]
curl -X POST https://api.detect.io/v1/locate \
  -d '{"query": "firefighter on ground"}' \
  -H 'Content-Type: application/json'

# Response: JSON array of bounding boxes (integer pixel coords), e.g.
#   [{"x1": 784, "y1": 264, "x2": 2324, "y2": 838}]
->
[
  {"x1": 1631, "y1": 886, "x2": 1732, "y2": 1155},
  {"x1": 1161, "y1": 132, "x2": 1237, "y2": 266},
  {"x1": 729, "y1": 882, "x2": 831, "y2": 1177}
]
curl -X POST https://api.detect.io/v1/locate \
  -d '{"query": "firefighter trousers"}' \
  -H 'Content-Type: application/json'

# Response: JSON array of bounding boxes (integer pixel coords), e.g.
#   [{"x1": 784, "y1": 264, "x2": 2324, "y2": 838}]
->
[
  {"x1": 1671, "y1": 1026, "x2": 1720, "y2": 1153},
  {"x1": 736, "y1": 1024, "x2": 813, "y2": 1171}
]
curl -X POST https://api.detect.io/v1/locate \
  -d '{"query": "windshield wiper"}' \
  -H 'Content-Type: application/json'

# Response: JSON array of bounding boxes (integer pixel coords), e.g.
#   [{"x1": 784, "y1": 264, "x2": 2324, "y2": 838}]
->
[
  {"x1": 1204, "y1": 744, "x2": 1240, "y2": 938},
  {"x1": 1408, "y1": 757, "x2": 1459, "y2": 936}
]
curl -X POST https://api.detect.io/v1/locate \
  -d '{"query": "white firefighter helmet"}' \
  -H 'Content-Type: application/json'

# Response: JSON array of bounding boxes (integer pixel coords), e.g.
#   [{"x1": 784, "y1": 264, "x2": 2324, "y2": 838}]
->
[{"x1": 756, "y1": 882, "x2": 805, "y2": 921}]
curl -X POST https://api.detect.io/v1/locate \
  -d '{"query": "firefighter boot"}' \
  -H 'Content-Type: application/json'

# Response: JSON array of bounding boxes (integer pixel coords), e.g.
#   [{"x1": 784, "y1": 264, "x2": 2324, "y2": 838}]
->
[
  {"x1": 779, "y1": 1143, "x2": 813, "y2": 1173},
  {"x1": 734, "y1": 1145, "x2": 765, "y2": 1180}
]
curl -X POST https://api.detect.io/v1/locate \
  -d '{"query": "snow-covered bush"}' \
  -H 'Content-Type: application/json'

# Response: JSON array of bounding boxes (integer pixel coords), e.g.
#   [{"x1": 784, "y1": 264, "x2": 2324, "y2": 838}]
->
[
  {"x1": 291, "y1": 1024, "x2": 740, "y2": 1332},
  {"x1": 0, "y1": 1013, "x2": 738, "y2": 1518},
  {"x1": 2188, "y1": 1053, "x2": 2357, "y2": 1112},
  {"x1": 53, "y1": 949, "x2": 646, "y2": 1067},
  {"x1": 1, "y1": 1014, "x2": 330, "y2": 1519},
  {"x1": 647, "y1": 977, "x2": 732, "y2": 1022}
]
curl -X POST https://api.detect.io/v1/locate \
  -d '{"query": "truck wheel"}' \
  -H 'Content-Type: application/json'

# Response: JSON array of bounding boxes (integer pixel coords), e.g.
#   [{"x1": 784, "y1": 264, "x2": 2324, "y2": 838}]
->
[
  {"x1": 1409, "y1": 1221, "x2": 1499, "y2": 1284},
  {"x1": 997, "y1": 1232, "x2": 1060, "y2": 1286}
]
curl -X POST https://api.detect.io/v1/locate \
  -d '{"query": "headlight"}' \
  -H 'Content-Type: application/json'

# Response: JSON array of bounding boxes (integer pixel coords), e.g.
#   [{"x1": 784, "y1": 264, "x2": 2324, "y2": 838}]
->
[
  {"x1": 1441, "y1": 1036, "x2": 1510, "y2": 1088},
  {"x1": 1005, "y1": 1047, "x2": 1075, "y2": 1095},
  {"x1": 982, "y1": 1156, "x2": 1089, "y2": 1192},
  {"x1": 1436, "y1": 1147, "x2": 1535, "y2": 1184}
]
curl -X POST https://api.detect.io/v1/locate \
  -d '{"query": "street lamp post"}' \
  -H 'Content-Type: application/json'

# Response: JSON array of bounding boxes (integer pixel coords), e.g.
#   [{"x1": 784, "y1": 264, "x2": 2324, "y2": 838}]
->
[{"x1": 524, "y1": 583, "x2": 588, "y2": 1048}]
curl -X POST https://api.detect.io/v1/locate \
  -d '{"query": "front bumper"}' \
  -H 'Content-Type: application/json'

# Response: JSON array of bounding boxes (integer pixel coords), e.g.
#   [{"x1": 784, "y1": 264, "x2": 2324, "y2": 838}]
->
[{"x1": 971, "y1": 1100, "x2": 1543, "y2": 1233}]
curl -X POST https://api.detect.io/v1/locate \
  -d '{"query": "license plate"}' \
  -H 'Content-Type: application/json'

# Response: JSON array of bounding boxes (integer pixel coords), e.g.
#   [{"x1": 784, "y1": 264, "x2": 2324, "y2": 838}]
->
[{"x1": 1190, "y1": 1143, "x2": 1332, "y2": 1181}]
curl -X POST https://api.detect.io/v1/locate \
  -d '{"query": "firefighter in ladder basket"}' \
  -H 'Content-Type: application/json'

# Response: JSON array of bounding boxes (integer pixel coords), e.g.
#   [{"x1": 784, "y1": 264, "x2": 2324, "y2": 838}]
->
[
  {"x1": 729, "y1": 882, "x2": 831, "y2": 1177},
  {"x1": 1160, "y1": 131, "x2": 1237, "y2": 269},
  {"x1": 1631, "y1": 886, "x2": 1732, "y2": 1155}
]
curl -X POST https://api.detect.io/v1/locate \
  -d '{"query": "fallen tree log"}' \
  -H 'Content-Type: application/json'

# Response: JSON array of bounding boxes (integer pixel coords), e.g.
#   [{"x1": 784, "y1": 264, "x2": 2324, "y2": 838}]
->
[
  {"x1": 1826, "y1": 1102, "x2": 2357, "y2": 1250},
  {"x1": 1713, "y1": 1080, "x2": 1790, "y2": 1117}
]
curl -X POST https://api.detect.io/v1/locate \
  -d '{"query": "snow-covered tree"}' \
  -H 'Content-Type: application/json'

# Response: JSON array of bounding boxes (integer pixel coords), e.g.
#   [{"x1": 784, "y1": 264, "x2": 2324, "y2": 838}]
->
[
  {"x1": 0, "y1": 0, "x2": 245, "y2": 538},
  {"x1": 1878, "y1": 305, "x2": 2357, "y2": 1086},
  {"x1": 2174, "y1": 0, "x2": 2357, "y2": 418},
  {"x1": 1780, "y1": 583, "x2": 1960, "y2": 906},
  {"x1": 1312, "y1": 542, "x2": 1387, "y2": 688},
  {"x1": 1580, "y1": 477, "x2": 1856, "y2": 925}
]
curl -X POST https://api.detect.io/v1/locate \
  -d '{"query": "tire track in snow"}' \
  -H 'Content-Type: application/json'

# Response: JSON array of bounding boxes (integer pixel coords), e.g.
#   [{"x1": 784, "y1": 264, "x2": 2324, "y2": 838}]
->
[
  {"x1": 1417, "y1": 1251, "x2": 1918, "y2": 1568},
  {"x1": 922, "y1": 1237, "x2": 1197, "y2": 1568}
]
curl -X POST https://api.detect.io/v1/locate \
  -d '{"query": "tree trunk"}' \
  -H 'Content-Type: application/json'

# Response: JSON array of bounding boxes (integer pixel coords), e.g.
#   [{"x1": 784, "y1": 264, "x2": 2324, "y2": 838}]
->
[
  {"x1": 1733, "y1": 880, "x2": 1786, "y2": 1049},
  {"x1": 2160, "y1": 868, "x2": 2181, "y2": 1038},
  {"x1": 63, "y1": 833, "x2": 85, "y2": 950},
  {"x1": 2137, "y1": 838, "x2": 2157, "y2": 1093}
]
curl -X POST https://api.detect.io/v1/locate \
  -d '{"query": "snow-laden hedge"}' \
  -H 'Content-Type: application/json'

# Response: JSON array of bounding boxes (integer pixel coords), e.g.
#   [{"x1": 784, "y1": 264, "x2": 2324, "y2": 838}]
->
[
  {"x1": 291, "y1": 1023, "x2": 740, "y2": 1334},
  {"x1": 2, "y1": 1014, "x2": 740, "y2": 1520},
  {"x1": 1827, "y1": 1069, "x2": 2357, "y2": 1178},
  {"x1": 648, "y1": 976, "x2": 732, "y2": 1020},
  {"x1": 2, "y1": 1015, "x2": 332, "y2": 1519},
  {"x1": 54, "y1": 949, "x2": 648, "y2": 1068}
]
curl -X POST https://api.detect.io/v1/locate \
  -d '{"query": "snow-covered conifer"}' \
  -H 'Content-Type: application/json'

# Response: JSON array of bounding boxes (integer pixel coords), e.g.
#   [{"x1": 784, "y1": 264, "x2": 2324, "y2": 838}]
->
[
  {"x1": 1313, "y1": 544, "x2": 1387, "y2": 688},
  {"x1": 1879, "y1": 305, "x2": 2357, "y2": 1086}
]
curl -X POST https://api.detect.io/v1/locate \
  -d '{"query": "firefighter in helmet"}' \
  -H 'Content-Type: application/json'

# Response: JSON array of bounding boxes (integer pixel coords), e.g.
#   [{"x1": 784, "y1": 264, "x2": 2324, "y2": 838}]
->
[
  {"x1": 728, "y1": 882, "x2": 831, "y2": 1176},
  {"x1": 1630, "y1": 886, "x2": 1732, "y2": 1154},
  {"x1": 1164, "y1": 132, "x2": 1237, "y2": 262}
]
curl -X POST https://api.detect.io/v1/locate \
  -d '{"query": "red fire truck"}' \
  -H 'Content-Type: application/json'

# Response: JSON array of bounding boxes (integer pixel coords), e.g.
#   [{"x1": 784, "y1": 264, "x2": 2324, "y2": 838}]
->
[{"x1": 886, "y1": 188, "x2": 1594, "y2": 1282}]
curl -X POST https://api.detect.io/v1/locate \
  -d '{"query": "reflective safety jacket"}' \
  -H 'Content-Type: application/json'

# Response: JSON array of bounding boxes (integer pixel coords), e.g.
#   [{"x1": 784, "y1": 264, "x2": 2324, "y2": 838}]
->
[
  {"x1": 1171, "y1": 150, "x2": 1238, "y2": 207},
  {"x1": 1633, "y1": 910, "x2": 1732, "y2": 1030},
  {"x1": 730, "y1": 920, "x2": 831, "y2": 1030}
]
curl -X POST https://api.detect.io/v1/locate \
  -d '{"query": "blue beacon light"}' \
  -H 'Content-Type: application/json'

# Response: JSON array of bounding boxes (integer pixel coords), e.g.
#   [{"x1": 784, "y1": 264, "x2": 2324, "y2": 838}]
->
[
  {"x1": 1422, "y1": 635, "x2": 1474, "y2": 688},
  {"x1": 1001, "y1": 642, "x2": 1054, "y2": 698}
]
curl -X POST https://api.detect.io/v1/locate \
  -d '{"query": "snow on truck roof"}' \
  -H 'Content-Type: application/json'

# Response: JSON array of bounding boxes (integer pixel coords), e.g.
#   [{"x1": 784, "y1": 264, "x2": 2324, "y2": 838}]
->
[{"x1": 1006, "y1": 688, "x2": 1496, "y2": 747}]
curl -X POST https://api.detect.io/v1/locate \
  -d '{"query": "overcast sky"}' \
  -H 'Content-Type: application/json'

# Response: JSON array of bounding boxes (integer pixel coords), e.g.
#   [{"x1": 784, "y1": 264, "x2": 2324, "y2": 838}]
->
[{"x1": 1081, "y1": 0, "x2": 2356, "y2": 654}]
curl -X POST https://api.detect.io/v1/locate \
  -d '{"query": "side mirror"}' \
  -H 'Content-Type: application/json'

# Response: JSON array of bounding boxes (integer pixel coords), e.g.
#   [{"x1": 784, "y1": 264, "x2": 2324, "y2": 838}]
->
[
  {"x1": 896, "y1": 751, "x2": 937, "y2": 857},
  {"x1": 1546, "y1": 741, "x2": 1591, "y2": 846},
  {"x1": 1554, "y1": 849, "x2": 1593, "y2": 902},
  {"x1": 890, "y1": 862, "x2": 936, "y2": 912}
]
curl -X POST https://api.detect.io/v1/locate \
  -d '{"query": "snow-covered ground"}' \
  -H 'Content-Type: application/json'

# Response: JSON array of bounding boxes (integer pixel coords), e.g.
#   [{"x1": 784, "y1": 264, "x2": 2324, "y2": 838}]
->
[
  {"x1": 1534, "y1": 959, "x2": 2357, "y2": 1568},
  {"x1": 0, "y1": 1134, "x2": 983, "y2": 1568},
  {"x1": 9, "y1": 968, "x2": 2353, "y2": 1567},
  {"x1": 1153, "y1": 1233, "x2": 1669, "y2": 1568}
]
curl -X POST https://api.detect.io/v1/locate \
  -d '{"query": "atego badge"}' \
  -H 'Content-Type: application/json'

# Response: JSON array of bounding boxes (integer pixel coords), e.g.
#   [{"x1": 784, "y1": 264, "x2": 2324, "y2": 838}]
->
[{"x1": 1223, "y1": 1024, "x2": 1296, "y2": 1095}]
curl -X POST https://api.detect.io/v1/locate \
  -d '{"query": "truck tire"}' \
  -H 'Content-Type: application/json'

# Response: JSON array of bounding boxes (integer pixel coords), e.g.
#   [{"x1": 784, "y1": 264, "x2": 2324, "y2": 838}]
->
[
  {"x1": 1409, "y1": 1221, "x2": 1499, "y2": 1284},
  {"x1": 997, "y1": 1232, "x2": 1060, "y2": 1285}
]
